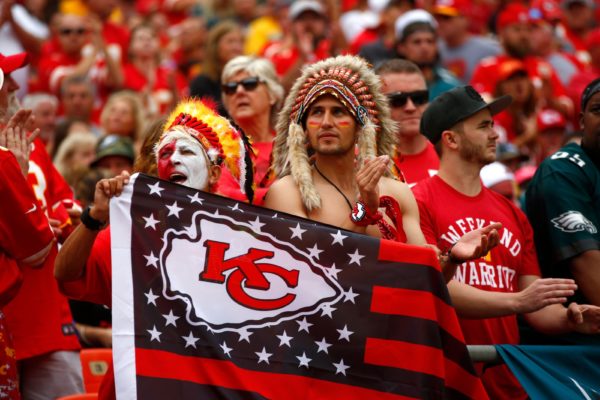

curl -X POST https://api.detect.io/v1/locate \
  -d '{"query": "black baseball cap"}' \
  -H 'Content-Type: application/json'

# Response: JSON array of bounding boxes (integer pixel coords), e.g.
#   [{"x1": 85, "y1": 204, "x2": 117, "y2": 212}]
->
[{"x1": 420, "y1": 86, "x2": 512, "y2": 143}]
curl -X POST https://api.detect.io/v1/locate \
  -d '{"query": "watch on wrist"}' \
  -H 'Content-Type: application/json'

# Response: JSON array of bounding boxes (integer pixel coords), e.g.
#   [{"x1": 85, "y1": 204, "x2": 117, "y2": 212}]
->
[{"x1": 81, "y1": 206, "x2": 107, "y2": 231}]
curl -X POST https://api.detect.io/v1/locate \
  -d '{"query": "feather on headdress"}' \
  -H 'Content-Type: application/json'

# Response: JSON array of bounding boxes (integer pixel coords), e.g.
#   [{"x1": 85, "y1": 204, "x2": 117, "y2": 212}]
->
[
  {"x1": 158, "y1": 98, "x2": 254, "y2": 202},
  {"x1": 273, "y1": 55, "x2": 397, "y2": 211}
]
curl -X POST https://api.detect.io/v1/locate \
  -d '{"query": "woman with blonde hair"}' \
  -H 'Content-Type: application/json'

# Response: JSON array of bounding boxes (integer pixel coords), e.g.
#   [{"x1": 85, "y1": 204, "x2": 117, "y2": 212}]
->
[
  {"x1": 99, "y1": 91, "x2": 145, "y2": 150},
  {"x1": 53, "y1": 131, "x2": 98, "y2": 187}
]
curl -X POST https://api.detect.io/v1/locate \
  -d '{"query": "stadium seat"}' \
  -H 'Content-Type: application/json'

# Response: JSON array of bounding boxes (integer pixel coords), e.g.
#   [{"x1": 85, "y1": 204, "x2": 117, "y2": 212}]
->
[
  {"x1": 80, "y1": 348, "x2": 112, "y2": 393},
  {"x1": 57, "y1": 394, "x2": 98, "y2": 400}
]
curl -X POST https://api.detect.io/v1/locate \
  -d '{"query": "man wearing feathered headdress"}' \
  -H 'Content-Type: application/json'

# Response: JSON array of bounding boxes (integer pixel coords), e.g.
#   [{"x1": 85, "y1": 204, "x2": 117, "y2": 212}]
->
[
  {"x1": 265, "y1": 55, "x2": 501, "y2": 281},
  {"x1": 54, "y1": 98, "x2": 252, "y2": 399}
]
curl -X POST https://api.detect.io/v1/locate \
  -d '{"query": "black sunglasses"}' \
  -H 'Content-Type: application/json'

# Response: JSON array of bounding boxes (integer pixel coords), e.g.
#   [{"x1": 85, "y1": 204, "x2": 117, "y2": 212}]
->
[
  {"x1": 60, "y1": 28, "x2": 87, "y2": 36},
  {"x1": 222, "y1": 77, "x2": 263, "y2": 95},
  {"x1": 386, "y1": 90, "x2": 429, "y2": 108}
]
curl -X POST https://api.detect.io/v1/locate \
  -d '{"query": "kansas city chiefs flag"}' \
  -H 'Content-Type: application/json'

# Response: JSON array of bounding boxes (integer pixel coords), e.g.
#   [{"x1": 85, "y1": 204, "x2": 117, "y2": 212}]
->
[{"x1": 111, "y1": 173, "x2": 487, "y2": 399}]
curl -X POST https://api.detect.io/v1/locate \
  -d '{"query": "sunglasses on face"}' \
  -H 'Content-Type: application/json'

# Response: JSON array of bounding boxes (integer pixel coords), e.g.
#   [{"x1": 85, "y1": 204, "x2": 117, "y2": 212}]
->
[
  {"x1": 59, "y1": 28, "x2": 87, "y2": 36},
  {"x1": 386, "y1": 90, "x2": 429, "y2": 108},
  {"x1": 221, "y1": 77, "x2": 262, "y2": 95}
]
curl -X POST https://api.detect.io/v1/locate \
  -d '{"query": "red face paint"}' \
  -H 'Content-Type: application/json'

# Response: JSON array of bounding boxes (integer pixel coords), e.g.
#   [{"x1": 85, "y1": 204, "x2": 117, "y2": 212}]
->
[
  {"x1": 337, "y1": 120, "x2": 351, "y2": 127},
  {"x1": 157, "y1": 140, "x2": 177, "y2": 180}
]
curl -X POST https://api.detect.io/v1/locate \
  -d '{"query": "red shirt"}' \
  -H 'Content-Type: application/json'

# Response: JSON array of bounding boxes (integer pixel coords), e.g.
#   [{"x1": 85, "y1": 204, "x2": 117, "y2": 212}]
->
[
  {"x1": 393, "y1": 141, "x2": 439, "y2": 187},
  {"x1": 412, "y1": 175, "x2": 539, "y2": 400},
  {"x1": 471, "y1": 55, "x2": 568, "y2": 100},
  {"x1": 3, "y1": 142, "x2": 80, "y2": 360}
]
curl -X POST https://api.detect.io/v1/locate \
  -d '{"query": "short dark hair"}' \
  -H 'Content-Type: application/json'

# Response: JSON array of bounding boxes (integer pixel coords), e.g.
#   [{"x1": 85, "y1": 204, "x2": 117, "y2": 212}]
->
[
  {"x1": 400, "y1": 21, "x2": 436, "y2": 43},
  {"x1": 60, "y1": 74, "x2": 95, "y2": 97},
  {"x1": 375, "y1": 58, "x2": 423, "y2": 76}
]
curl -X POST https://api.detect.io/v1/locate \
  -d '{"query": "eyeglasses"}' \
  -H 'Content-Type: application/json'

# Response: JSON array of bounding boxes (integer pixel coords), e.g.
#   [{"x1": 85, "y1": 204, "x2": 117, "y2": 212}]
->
[
  {"x1": 221, "y1": 77, "x2": 262, "y2": 95},
  {"x1": 59, "y1": 28, "x2": 87, "y2": 36},
  {"x1": 386, "y1": 90, "x2": 429, "y2": 108}
]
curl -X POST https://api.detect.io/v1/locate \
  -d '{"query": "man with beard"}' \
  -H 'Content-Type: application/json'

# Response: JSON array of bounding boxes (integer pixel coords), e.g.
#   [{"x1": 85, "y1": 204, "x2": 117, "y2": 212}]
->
[
  {"x1": 394, "y1": 9, "x2": 461, "y2": 100},
  {"x1": 412, "y1": 85, "x2": 600, "y2": 399},
  {"x1": 55, "y1": 98, "x2": 253, "y2": 400},
  {"x1": 470, "y1": 3, "x2": 572, "y2": 116},
  {"x1": 525, "y1": 78, "x2": 600, "y2": 307}
]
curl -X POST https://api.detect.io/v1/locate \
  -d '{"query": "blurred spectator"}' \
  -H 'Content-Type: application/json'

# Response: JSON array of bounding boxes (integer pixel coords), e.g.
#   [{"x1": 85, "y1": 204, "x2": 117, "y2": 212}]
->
[
  {"x1": 261, "y1": 0, "x2": 344, "y2": 90},
  {"x1": 567, "y1": 28, "x2": 600, "y2": 128},
  {"x1": 496, "y1": 142, "x2": 529, "y2": 173},
  {"x1": 515, "y1": 164, "x2": 537, "y2": 208},
  {"x1": 59, "y1": 74, "x2": 100, "y2": 131},
  {"x1": 244, "y1": 0, "x2": 289, "y2": 56},
  {"x1": 52, "y1": 118, "x2": 94, "y2": 160},
  {"x1": 433, "y1": 0, "x2": 501, "y2": 84},
  {"x1": 525, "y1": 78, "x2": 600, "y2": 306},
  {"x1": 395, "y1": 9, "x2": 461, "y2": 100},
  {"x1": 220, "y1": 56, "x2": 284, "y2": 204},
  {"x1": 80, "y1": 0, "x2": 130, "y2": 56},
  {"x1": 189, "y1": 20, "x2": 244, "y2": 115},
  {"x1": 480, "y1": 161, "x2": 517, "y2": 203},
  {"x1": 492, "y1": 59, "x2": 538, "y2": 149},
  {"x1": 471, "y1": 3, "x2": 572, "y2": 117},
  {"x1": 0, "y1": 0, "x2": 51, "y2": 97},
  {"x1": 38, "y1": 13, "x2": 123, "y2": 99},
  {"x1": 171, "y1": 17, "x2": 206, "y2": 79},
  {"x1": 22, "y1": 93, "x2": 59, "y2": 155},
  {"x1": 555, "y1": 0, "x2": 595, "y2": 65},
  {"x1": 356, "y1": 0, "x2": 412, "y2": 66},
  {"x1": 339, "y1": 0, "x2": 379, "y2": 44},
  {"x1": 536, "y1": 108, "x2": 567, "y2": 162},
  {"x1": 99, "y1": 91, "x2": 145, "y2": 149},
  {"x1": 123, "y1": 23, "x2": 187, "y2": 117},
  {"x1": 376, "y1": 58, "x2": 439, "y2": 186},
  {"x1": 529, "y1": 7, "x2": 584, "y2": 87},
  {"x1": 90, "y1": 134, "x2": 135, "y2": 176},
  {"x1": 53, "y1": 131, "x2": 97, "y2": 187}
]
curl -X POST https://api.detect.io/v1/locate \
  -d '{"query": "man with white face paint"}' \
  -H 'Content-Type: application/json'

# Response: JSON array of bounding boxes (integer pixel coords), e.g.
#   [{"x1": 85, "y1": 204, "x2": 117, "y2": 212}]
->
[{"x1": 55, "y1": 99, "x2": 252, "y2": 400}]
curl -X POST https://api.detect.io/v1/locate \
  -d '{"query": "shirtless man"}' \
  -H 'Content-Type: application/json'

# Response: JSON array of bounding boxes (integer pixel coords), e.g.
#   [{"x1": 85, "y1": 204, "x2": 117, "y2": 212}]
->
[{"x1": 265, "y1": 55, "x2": 500, "y2": 279}]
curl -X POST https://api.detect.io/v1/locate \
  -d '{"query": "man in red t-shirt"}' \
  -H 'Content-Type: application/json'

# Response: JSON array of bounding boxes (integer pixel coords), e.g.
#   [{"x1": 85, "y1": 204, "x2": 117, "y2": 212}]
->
[
  {"x1": 376, "y1": 59, "x2": 439, "y2": 187},
  {"x1": 413, "y1": 85, "x2": 600, "y2": 399},
  {"x1": 470, "y1": 3, "x2": 573, "y2": 117},
  {"x1": 0, "y1": 52, "x2": 84, "y2": 399}
]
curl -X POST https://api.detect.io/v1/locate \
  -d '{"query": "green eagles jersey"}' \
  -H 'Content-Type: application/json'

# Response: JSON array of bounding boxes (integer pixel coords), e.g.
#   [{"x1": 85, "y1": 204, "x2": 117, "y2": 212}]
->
[{"x1": 525, "y1": 143, "x2": 600, "y2": 303}]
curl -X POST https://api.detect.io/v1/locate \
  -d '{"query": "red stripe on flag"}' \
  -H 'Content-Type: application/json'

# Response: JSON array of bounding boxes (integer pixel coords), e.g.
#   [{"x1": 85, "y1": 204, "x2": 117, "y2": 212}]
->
[
  {"x1": 378, "y1": 240, "x2": 440, "y2": 271},
  {"x1": 364, "y1": 338, "x2": 444, "y2": 377},
  {"x1": 371, "y1": 286, "x2": 465, "y2": 342},
  {"x1": 136, "y1": 348, "x2": 417, "y2": 400},
  {"x1": 445, "y1": 358, "x2": 490, "y2": 400}
]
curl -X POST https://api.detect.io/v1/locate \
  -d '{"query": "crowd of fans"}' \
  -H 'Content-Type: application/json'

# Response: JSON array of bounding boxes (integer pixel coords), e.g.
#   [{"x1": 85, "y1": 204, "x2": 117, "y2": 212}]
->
[{"x1": 0, "y1": 0, "x2": 599, "y2": 398}]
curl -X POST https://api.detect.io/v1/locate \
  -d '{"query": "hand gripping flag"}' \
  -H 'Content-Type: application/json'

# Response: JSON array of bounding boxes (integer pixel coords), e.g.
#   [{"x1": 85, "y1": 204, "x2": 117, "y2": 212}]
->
[{"x1": 111, "y1": 174, "x2": 488, "y2": 399}]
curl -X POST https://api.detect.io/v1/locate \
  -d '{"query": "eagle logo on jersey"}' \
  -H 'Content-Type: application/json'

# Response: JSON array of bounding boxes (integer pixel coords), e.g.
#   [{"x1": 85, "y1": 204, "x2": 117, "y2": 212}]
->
[{"x1": 551, "y1": 211, "x2": 598, "y2": 234}]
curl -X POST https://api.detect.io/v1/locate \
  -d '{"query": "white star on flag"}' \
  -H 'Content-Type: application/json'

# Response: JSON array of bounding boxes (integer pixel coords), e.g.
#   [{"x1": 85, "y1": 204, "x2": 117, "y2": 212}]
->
[
  {"x1": 289, "y1": 223, "x2": 306, "y2": 239},
  {"x1": 238, "y1": 328, "x2": 253, "y2": 343},
  {"x1": 187, "y1": 193, "x2": 203, "y2": 204},
  {"x1": 333, "y1": 359, "x2": 350, "y2": 376},
  {"x1": 182, "y1": 332, "x2": 199, "y2": 348},
  {"x1": 143, "y1": 213, "x2": 159, "y2": 230},
  {"x1": 144, "y1": 289, "x2": 159, "y2": 306},
  {"x1": 320, "y1": 303, "x2": 336, "y2": 318},
  {"x1": 276, "y1": 330, "x2": 293, "y2": 347},
  {"x1": 229, "y1": 203, "x2": 243, "y2": 213},
  {"x1": 255, "y1": 347, "x2": 273, "y2": 364},
  {"x1": 166, "y1": 201, "x2": 183, "y2": 218},
  {"x1": 144, "y1": 252, "x2": 159, "y2": 268},
  {"x1": 296, "y1": 352, "x2": 312, "y2": 368},
  {"x1": 307, "y1": 244, "x2": 323, "y2": 259},
  {"x1": 337, "y1": 325, "x2": 354, "y2": 342},
  {"x1": 325, "y1": 263, "x2": 342, "y2": 280},
  {"x1": 330, "y1": 230, "x2": 348, "y2": 246},
  {"x1": 147, "y1": 325, "x2": 161, "y2": 342},
  {"x1": 315, "y1": 337, "x2": 332, "y2": 354},
  {"x1": 147, "y1": 182, "x2": 164, "y2": 196},
  {"x1": 296, "y1": 317, "x2": 313, "y2": 333},
  {"x1": 248, "y1": 217, "x2": 265, "y2": 233},
  {"x1": 347, "y1": 249, "x2": 365, "y2": 266},
  {"x1": 343, "y1": 287, "x2": 359, "y2": 304},
  {"x1": 162, "y1": 310, "x2": 179, "y2": 327},
  {"x1": 220, "y1": 341, "x2": 233, "y2": 357}
]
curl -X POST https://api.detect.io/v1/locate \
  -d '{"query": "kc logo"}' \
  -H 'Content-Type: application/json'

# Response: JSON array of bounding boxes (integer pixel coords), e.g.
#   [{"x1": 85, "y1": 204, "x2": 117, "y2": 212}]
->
[{"x1": 200, "y1": 240, "x2": 299, "y2": 311}]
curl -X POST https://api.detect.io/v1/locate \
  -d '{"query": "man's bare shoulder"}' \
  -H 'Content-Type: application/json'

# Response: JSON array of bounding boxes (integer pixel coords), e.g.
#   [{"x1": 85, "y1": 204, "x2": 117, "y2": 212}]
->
[{"x1": 263, "y1": 175, "x2": 307, "y2": 217}]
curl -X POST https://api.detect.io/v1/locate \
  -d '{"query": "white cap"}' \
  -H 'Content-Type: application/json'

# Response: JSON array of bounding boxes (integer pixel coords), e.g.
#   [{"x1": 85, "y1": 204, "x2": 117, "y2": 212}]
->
[
  {"x1": 480, "y1": 162, "x2": 515, "y2": 188},
  {"x1": 289, "y1": 0, "x2": 325, "y2": 20},
  {"x1": 0, "y1": 69, "x2": 3, "y2": 91},
  {"x1": 395, "y1": 9, "x2": 437, "y2": 41}
]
